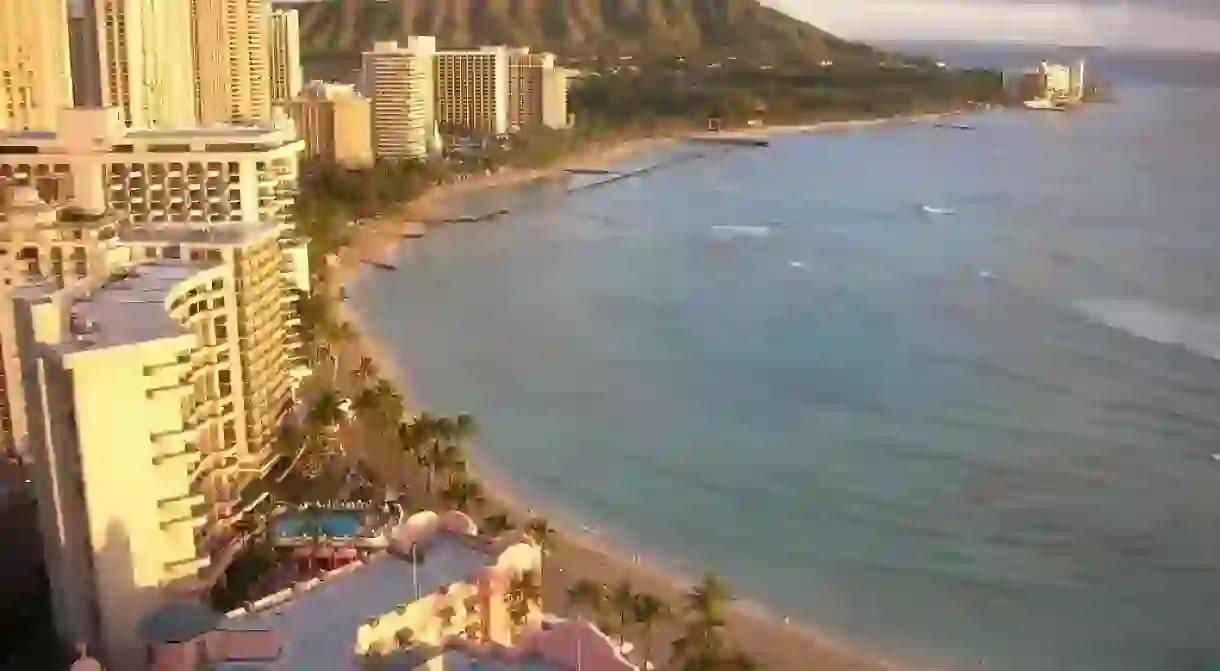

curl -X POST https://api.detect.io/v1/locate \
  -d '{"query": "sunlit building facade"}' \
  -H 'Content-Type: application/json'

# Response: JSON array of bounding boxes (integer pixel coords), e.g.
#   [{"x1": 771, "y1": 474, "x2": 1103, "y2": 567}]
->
[
  {"x1": 435, "y1": 45, "x2": 509, "y2": 136},
  {"x1": 268, "y1": 9, "x2": 303, "y2": 103},
  {"x1": 285, "y1": 81, "x2": 374, "y2": 169},
  {"x1": 0, "y1": 186, "x2": 122, "y2": 458},
  {"x1": 507, "y1": 49, "x2": 573, "y2": 130},
  {"x1": 0, "y1": 0, "x2": 74, "y2": 132},
  {"x1": 0, "y1": 107, "x2": 302, "y2": 227},
  {"x1": 85, "y1": 0, "x2": 198, "y2": 129},
  {"x1": 361, "y1": 38, "x2": 438, "y2": 160},
  {"x1": 191, "y1": 0, "x2": 273, "y2": 125},
  {"x1": 13, "y1": 220, "x2": 302, "y2": 670}
]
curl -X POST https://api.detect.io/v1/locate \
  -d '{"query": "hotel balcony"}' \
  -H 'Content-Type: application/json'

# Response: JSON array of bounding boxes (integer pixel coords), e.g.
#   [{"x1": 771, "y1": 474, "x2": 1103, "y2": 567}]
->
[
  {"x1": 153, "y1": 441, "x2": 202, "y2": 470},
  {"x1": 160, "y1": 505, "x2": 209, "y2": 533},
  {"x1": 162, "y1": 554, "x2": 211, "y2": 585},
  {"x1": 152, "y1": 425, "x2": 196, "y2": 453},
  {"x1": 159, "y1": 492, "x2": 207, "y2": 519},
  {"x1": 146, "y1": 381, "x2": 193, "y2": 402}
]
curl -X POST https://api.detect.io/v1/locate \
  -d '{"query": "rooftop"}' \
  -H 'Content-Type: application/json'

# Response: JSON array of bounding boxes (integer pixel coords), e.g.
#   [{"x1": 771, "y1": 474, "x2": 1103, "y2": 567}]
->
[
  {"x1": 54, "y1": 262, "x2": 211, "y2": 352},
  {"x1": 224, "y1": 531, "x2": 493, "y2": 671},
  {"x1": 0, "y1": 108, "x2": 299, "y2": 150},
  {"x1": 116, "y1": 221, "x2": 280, "y2": 247}
]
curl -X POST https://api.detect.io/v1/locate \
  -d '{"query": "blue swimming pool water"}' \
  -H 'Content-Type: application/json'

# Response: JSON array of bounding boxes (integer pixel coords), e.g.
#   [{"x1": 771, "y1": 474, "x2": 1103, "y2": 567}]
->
[{"x1": 271, "y1": 510, "x2": 364, "y2": 539}]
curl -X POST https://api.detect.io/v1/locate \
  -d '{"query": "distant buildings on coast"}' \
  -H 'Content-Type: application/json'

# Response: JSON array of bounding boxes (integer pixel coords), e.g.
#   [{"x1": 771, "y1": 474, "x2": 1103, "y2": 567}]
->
[
  {"x1": 286, "y1": 36, "x2": 577, "y2": 165},
  {"x1": 1003, "y1": 58, "x2": 1089, "y2": 108}
]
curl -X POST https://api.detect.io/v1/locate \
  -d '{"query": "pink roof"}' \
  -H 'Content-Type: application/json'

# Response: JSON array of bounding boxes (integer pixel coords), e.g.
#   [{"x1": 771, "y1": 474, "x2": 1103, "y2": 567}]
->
[
  {"x1": 205, "y1": 629, "x2": 282, "y2": 662},
  {"x1": 527, "y1": 620, "x2": 639, "y2": 671}
]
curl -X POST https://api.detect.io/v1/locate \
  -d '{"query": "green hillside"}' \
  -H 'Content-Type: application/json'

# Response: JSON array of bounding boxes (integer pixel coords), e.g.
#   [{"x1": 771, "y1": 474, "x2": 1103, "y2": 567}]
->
[{"x1": 286, "y1": 0, "x2": 878, "y2": 65}]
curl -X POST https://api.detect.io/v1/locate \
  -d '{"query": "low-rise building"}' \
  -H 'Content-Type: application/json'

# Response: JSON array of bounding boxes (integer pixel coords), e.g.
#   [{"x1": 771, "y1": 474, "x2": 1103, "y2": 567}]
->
[
  {"x1": 0, "y1": 107, "x2": 303, "y2": 227},
  {"x1": 13, "y1": 220, "x2": 305, "y2": 671},
  {"x1": 136, "y1": 511, "x2": 634, "y2": 671}
]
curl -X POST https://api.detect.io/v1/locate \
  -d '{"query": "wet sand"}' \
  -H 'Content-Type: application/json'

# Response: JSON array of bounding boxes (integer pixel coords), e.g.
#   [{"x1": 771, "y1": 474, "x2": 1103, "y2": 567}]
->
[{"x1": 327, "y1": 134, "x2": 898, "y2": 670}]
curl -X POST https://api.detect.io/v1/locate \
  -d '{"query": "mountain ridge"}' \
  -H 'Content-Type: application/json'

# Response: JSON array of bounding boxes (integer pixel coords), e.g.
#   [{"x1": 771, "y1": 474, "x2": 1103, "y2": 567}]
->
[{"x1": 285, "y1": 0, "x2": 879, "y2": 65}]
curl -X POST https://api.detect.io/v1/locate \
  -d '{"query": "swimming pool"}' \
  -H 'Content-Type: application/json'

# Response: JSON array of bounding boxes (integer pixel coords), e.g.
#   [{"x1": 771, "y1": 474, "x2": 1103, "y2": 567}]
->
[{"x1": 271, "y1": 510, "x2": 364, "y2": 539}]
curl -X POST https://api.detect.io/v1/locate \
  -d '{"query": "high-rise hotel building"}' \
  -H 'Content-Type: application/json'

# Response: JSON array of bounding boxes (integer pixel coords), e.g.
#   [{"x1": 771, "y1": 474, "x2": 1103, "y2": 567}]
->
[
  {"x1": 0, "y1": 107, "x2": 306, "y2": 456},
  {"x1": 0, "y1": 187, "x2": 123, "y2": 457},
  {"x1": 361, "y1": 38, "x2": 439, "y2": 160},
  {"x1": 435, "y1": 45, "x2": 510, "y2": 136},
  {"x1": 0, "y1": 107, "x2": 302, "y2": 227},
  {"x1": 268, "y1": 9, "x2": 304, "y2": 103},
  {"x1": 506, "y1": 48, "x2": 573, "y2": 130},
  {"x1": 85, "y1": 0, "x2": 198, "y2": 129},
  {"x1": 13, "y1": 220, "x2": 303, "y2": 670},
  {"x1": 191, "y1": 0, "x2": 273, "y2": 125},
  {"x1": 0, "y1": 0, "x2": 74, "y2": 132}
]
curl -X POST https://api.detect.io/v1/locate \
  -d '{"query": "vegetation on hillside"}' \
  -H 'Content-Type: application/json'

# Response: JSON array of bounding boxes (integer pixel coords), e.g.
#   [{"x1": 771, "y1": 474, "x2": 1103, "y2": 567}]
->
[
  {"x1": 570, "y1": 61, "x2": 1006, "y2": 131},
  {"x1": 285, "y1": 0, "x2": 878, "y2": 66}
]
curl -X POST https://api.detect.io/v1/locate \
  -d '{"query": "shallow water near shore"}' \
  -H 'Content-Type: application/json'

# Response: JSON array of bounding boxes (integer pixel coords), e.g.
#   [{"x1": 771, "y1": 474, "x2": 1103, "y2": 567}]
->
[{"x1": 353, "y1": 79, "x2": 1220, "y2": 670}]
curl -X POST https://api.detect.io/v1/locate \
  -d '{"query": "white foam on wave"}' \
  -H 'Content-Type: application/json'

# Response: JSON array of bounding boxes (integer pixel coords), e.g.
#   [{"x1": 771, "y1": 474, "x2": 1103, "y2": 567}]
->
[
  {"x1": 710, "y1": 224, "x2": 773, "y2": 238},
  {"x1": 921, "y1": 205, "x2": 956, "y2": 215},
  {"x1": 1075, "y1": 298, "x2": 1220, "y2": 361}
]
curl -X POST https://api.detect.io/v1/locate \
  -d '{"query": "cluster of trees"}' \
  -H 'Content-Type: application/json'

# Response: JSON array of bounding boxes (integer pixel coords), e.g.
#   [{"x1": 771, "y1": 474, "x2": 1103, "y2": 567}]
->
[
  {"x1": 570, "y1": 65, "x2": 1006, "y2": 129},
  {"x1": 568, "y1": 575, "x2": 758, "y2": 670}
]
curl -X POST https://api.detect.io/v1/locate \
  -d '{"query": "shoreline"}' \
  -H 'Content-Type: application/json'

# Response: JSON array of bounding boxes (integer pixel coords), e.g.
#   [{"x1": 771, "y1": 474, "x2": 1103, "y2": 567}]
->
[{"x1": 324, "y1": 117, "x2": 936, "y2": 670}]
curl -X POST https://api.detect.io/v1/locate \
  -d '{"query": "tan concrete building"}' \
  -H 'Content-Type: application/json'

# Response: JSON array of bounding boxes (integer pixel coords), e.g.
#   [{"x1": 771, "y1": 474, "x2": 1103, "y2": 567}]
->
[
  {"x1": 13, "y1": 219, "x2": 303, "y2": 669},
  {"x1": 191, "y1": 0, "x2": 273, "y2": 126},
  {"x1": 268, "y1": 9, "x2": 304, "y2": 103},
  {"x1": 507, "y1": 49, "x2": 573, "y2": 130},
  {"x1": 0, "y1": 0, "x2": 74, "y2": 132},
  {"x1": 435, "y1": 45, "x2": 509, "y2": 136},
  {"x1": 0, "y1": 107, "x2": 303, "y2": 227},
  {"x1": 361, "y1": 39, "x2": 438, "y2": 161},
  {"x1": 0, "y1": 186, "x2": 123, "y2": 456},
  {"x1": 86, "y1": 0, "x2": 198, "y2": 129},
  {"x1": 285, "y1": 82, "x2": 374, "y2": 169}
]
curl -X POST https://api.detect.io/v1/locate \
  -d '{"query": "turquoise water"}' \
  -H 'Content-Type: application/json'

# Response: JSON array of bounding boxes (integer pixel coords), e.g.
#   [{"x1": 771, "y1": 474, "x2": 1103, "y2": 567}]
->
[
  {"x1": 354, "y1": 75, "x2": 1220, "y2": 670},
  {"x1": 272, "y1": 511, "x2": 364, "y2": 539}
]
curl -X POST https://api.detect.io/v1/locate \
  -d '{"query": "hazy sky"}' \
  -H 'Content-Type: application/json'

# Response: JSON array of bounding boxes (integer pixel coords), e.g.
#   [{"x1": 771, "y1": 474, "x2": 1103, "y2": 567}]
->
[{"x1": 767, "y1": 0, "x2": 1220, "y2": 52}]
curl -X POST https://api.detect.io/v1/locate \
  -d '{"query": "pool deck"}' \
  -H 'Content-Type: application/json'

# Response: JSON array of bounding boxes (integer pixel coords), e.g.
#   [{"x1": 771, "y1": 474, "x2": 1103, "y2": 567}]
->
[{"x1": 225, "y1": 532, "x2": 492, "y2": 670}]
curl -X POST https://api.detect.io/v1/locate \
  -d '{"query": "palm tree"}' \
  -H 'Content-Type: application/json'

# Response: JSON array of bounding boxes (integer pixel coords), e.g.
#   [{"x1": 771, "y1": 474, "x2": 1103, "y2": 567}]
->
[
  {"x1": 440, "y1": 477, "x2": 486, "y2": 513},
  {"x1": 371, "y1": 377, "x2": 404, "y2": 424},
  {"x1": 481, "y1": 513, "x2": 513, "y2": 536},
  {"x1": 355, "y1": 356, "x2": 377, "y2": 383},
  {"x1": 565, "y1": 579, "x2": 606, "y2": 621},
  {"x1": 436, "y1": 604, "x2": 456, "y2": 636},
  {"x1": 684, "y1": 573, "x2": 731, "y2": 629},
  {"x1": 524, "y1": 518, "x2": 556, "y2": 555},
  {"x1": 320, "y1": 319, "x2": 355, "y2": 379},
  {"x1": 306, "y1": 389, "x2": 345, "y2": 432},
  {"x1": 631, "y1": 593, "x2": 669, "y2": 666},
  {"x1": 609, "y1": 581, "x2": 636, "y2": 647},
  {"x1": 672, "y1": 573, "x2": 732, "y2": 666},
  {"x1": 351, "y1": 386, "x2": 382, "y2": 424}
]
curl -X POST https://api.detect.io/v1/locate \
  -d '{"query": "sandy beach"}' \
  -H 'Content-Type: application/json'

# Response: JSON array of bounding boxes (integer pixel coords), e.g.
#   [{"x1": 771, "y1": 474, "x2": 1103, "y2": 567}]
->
[{"x1": 326, "y1": 128, "x2": 904, "y2": 670}]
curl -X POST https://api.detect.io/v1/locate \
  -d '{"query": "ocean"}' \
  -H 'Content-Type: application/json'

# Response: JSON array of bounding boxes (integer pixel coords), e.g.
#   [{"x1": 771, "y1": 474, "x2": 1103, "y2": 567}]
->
[{"x1": 352, "y1": 49, "x2": 1220, "y2": 671}]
